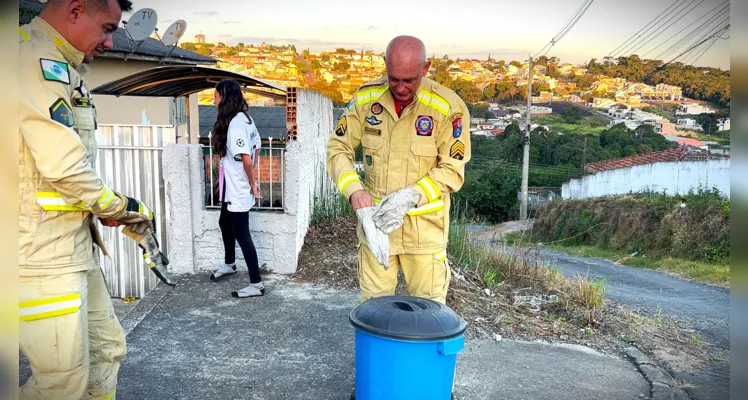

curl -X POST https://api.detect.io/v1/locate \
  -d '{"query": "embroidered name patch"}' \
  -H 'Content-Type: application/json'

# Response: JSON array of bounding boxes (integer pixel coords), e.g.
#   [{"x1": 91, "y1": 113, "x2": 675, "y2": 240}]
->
[
  {"x1": 335, "y1": 116, "x2": 347, "y2": 136},
  {"x1": 49, "y1": 98, "x2": 74, "y2": 127},
  {"x1": 449, "y1": 140, "x2": 465, "y2": 160},
  {"x1": 364, "y1": 127, "x2": 381, "y2": 136},
  {"x1": 415, "y1": 115, "x2": 434, "y2": 136},
  {"x1": 40, "y1": 58, "x2": 70, "y2": 84}
]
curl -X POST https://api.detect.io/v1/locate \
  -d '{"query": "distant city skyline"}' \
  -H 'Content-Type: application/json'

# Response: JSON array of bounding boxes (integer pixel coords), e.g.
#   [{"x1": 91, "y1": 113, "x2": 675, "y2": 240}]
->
[{"x1": 124, "y1": 0, "x2": 730, "y2": 69}]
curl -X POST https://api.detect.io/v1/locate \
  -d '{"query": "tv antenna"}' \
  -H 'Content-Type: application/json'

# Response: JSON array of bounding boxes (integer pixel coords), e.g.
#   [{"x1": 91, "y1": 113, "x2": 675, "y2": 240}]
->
[
  {"x1": 121, "y1": 8, "x2": 158, "y2": 61},
  {"x1": 160, "y1": 20, "x2": 187, "y2": 60}
]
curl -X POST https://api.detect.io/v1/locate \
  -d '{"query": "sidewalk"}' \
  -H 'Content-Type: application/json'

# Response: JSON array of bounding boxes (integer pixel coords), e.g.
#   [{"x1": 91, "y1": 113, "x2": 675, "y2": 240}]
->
[{"x1": 106, "y1": 273, "x2": 650, "y2": 400}]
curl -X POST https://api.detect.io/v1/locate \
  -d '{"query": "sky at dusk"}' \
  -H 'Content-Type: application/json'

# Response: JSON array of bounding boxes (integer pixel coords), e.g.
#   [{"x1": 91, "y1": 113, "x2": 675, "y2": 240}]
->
[{"x1": 123, "y1": 0, "x2": 730, "y2": 69}]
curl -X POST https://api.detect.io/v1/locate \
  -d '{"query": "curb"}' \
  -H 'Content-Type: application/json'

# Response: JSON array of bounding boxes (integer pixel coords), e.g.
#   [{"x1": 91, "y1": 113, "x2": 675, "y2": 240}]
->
[{"x1": 623, "y1": 346, "x2": 691, "y2": 400}]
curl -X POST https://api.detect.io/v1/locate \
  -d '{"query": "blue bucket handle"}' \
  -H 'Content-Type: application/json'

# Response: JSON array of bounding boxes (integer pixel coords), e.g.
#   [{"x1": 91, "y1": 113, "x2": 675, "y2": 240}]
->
[{"x1": 437, "y1": 336, "x2": 464, "y2": 356}]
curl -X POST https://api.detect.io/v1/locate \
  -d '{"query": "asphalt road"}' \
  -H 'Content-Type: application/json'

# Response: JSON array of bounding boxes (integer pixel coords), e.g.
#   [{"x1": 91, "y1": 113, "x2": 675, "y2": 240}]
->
[{"x1": 473, "y1": 234, "x2": 730, "y2": 400}]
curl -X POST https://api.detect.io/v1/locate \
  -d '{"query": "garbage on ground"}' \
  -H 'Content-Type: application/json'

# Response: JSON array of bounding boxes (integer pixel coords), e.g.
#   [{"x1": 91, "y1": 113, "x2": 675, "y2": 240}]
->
[{"x1": 513, "y1": 294, "x2": 559, "y2": 313}]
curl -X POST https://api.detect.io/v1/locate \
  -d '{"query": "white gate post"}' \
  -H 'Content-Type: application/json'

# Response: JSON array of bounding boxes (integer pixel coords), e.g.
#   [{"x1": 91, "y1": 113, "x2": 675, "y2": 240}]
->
[{"x1": 163, "y1": 144, "x2": 197, "y2": 274}]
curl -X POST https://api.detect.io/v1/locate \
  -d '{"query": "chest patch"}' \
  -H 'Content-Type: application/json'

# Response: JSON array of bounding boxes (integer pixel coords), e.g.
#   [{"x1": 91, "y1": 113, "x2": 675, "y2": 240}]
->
[
  {"x1": 371, "y1": 102, "x2": 383, "y2": 115},
  {"x1": 49, "y1": 98, "x2": 74, "y2": 127},
  {"x1": 364, "y1": 127, "x2": 381, "y2": 136},
  {"x1": 415, "y1": 115, "x2": 434, "y2": 136},
  {"x1": 365, "y1": 116, "x2": 382, "y2": 126},
  {"x1": 40, "y1": 58, "x2": 70, "y2": 84}
]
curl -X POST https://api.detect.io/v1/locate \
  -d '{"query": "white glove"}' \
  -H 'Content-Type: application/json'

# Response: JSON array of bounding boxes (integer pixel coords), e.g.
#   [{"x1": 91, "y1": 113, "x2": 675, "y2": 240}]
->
[
  {"x1": 372, "y1": 186, "x2": 421, "y2": 234},
  {"x1": 356, "y1": 207, "x2": 390, "y2": 269}
]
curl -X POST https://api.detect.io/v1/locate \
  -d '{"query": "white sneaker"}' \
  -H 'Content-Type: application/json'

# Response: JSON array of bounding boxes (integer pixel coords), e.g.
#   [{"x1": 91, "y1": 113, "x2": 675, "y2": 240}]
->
[
  {"x1": 231, "y1": 283, "x2": 265, "y2": 298},
  {"x1": 210, "y1": 264, "x2": 237, "y2": 281}
]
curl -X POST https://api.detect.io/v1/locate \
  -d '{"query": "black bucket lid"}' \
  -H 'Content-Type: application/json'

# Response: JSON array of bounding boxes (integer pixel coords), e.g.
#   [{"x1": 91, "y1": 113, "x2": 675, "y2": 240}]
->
[{"x1": 349, "y1": 296, "x2": 467, "y2": 342}]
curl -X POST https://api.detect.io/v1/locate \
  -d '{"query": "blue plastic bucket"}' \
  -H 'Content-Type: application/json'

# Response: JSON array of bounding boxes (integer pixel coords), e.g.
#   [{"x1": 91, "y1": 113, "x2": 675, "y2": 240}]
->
[{"x1": 350, "y1": 296, "x2": 467, "y2": 400}]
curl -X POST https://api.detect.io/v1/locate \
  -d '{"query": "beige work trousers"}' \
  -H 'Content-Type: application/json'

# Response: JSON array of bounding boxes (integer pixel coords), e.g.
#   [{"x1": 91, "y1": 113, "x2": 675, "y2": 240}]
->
[
  {"x1": 358, "y1": 243, "x2": 451, "y2": 304},
  {"x1": 19, "y1": 265, "x2": 126, "y2": 400}
]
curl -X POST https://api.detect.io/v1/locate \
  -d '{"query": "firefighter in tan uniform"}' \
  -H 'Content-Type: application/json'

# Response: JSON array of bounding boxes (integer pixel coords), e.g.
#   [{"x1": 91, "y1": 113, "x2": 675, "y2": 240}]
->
[
  {"x1": 327, "y1": 36, "x2": 471, "y2": 305},
  {"x1": 18, "y1": 1, "x2": 159, "y2": 399}
]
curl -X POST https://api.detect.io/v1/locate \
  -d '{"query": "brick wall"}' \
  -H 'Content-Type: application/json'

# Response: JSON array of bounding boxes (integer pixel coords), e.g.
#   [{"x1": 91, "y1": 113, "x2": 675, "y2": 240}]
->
[{"x1": 258, "y1": 153, "x2": 283, "y2": 183}]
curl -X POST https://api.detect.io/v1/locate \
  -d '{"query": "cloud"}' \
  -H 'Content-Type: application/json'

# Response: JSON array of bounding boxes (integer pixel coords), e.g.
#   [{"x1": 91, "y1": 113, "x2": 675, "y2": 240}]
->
[
  {"x1": 193, "y1": 11, "x2": 218, "y2": 17},
  {"x1": 219, "y1": 34, "x2": 233, "y2": 38},
  {"x1": 224, "y1": 21, "x2": 242, "y2": 24},
  {"x1": 365, "y1": 26, "x2": 380, "y2": 31}
]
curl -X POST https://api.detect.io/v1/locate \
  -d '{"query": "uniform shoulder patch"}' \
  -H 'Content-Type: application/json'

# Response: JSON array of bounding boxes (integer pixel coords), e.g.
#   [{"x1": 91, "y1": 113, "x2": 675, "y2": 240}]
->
[
  {"x1": 449, "y1": 140, "x2": 465, "y2": 160},
  {"x1": 40, "y1": 58, "x2": 70, "y2": 84},
  {"x1": 335, "y1": 116, "x2": 347, "y2": 137},
  {"x1": 49, "y1": 98, "x2": 74, "y2": 127}
]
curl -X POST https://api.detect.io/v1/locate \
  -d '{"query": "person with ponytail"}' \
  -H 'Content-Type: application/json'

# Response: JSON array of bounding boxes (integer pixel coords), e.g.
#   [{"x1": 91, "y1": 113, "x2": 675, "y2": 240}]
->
[{"x1": 209, "y1": 79, "x2": 265, "y2": 298}]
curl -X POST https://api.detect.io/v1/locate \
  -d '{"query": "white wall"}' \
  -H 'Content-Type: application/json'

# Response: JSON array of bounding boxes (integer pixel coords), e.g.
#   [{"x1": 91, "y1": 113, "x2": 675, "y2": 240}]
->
[
  {"x1": 162, "y1": 89, "x2": 333, "y2": 275},
  {"x1": 562, "y1": 160, "x2": 730, "y2": 200}
]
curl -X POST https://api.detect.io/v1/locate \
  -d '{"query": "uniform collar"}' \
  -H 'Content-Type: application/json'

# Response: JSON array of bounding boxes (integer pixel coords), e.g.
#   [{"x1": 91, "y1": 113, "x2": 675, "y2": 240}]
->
[{"x1": 29, "y1": 17, "x2": 86, "y2": 70}]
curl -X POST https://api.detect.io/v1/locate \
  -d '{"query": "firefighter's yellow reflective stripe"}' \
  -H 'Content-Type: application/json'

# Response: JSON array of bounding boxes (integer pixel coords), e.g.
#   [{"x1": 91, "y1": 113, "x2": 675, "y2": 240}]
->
[
  {"x1": 19, "y1": 27, "x2": 30, "y2": 42},
  {"x1": 434, "y1": 249, "x2": 447, "y2": 262},
  {"x1": 356, "y1": 87, "x2": 388, "y2": 106},
  {"x1": 97, "y1": 187, "x2": 115, "y2": 210},
  {"x1": 417, "y1": 90, "x2": 450, "y2": 117},
  {"x1": 406, "y1": 199, "x2": 444, "y2": 216},
  {"x1": 19, "y1": 293, "x2": 81, "y2": 321},
  {"x1": 36, "y1": 192, "x2": 90, "y2": 211},
  {"x1": 102, "y1": 389, "x2": 116, "y2": 400},
  {"x1": 138, "y1": 202, "x2": 153, "y2": 220},
  {"x1": 371, "y1": 197, "x2": 444, "y2": 215},
  {"x1": 417, "y1": 176, "x2": 440, "y2": 202},
  {"x1": 337, "y1": 172, "x2": 360, "y2": 192}
]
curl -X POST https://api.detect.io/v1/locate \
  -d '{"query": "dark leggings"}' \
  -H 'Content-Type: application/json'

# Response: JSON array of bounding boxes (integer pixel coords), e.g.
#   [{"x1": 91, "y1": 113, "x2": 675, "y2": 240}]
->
[{"x1": 219, "y1": 198, "x2": 262, "y2": 284}]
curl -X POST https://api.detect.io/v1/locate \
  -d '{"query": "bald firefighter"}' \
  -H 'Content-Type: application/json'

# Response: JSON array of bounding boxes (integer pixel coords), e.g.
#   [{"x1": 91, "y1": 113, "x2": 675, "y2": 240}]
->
[
  {"x1": 19, "y1": 1, "x2": 172, "y2": 398},
  {"x1": 327, "y1": 36, "x2": 471, "y2": 305}
]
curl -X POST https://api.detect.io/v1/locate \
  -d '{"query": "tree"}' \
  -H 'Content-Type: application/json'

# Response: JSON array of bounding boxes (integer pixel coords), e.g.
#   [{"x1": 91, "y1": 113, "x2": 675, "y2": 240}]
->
[
  {"x1": 561, "y1": 107, "x2": 581, "y2": 124},
  {"x1": 483, "y1": 84, "x2": 497, "y2": 101},
  {"x1": 333, "y1": 62, "x2": 351, "y2": 72},
  {"x1": 196, "y1": 47, "x2": 212, "y2": 56},
  {"x1": 459, "y1": 86, "x2": 483, "y2": 104},
  {"x1": 237, "y1": 42, "x2": 245, "y2": 48},
  {"x1": 310, "y1": 59, "x2": 322, "y2": 70},
  {"x1": 181, "y1": 43, "x2": 197, "y2": 51}
]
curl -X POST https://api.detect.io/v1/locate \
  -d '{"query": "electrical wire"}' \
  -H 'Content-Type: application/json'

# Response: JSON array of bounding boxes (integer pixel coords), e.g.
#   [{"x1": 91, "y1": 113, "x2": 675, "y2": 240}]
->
[
  {"x1": 625, "y1": 0, "x2": 704, "y2": 57},
  {"x1": 682, "y1": 23, "x2": 729, "y2": 65},
  {"x1": 608, "y1": 0, "x2": 682, "y2": 57},
  {"x1": 609, "y1": 0, "x2": 684, "y2": 57},
  {"x1": 533, "y1": 0, "x2": 595, "y2": 59},
  {"x1": 615, "y1": 0, "x2": 695, "y2": 57},
  {"x1": 656, "y1": 7, "x2": 729, "y2": 60},
  {"x1": 642, "y1": 0, "x2": 728, "y2": 58}
]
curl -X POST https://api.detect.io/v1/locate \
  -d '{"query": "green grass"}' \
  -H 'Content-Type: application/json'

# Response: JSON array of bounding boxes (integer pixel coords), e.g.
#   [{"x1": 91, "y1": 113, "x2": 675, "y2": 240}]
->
[
  {"x1": 534, "y1": 115, "x2": 607, "y2": 136},
  {"x1": 504, "y1": 232, "x2": 729, "y2": 286}
]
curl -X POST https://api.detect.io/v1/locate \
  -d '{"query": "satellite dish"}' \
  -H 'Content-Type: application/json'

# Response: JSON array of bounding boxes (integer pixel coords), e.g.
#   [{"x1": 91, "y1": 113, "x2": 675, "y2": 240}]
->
[
  {"x1": 161, "y1": 20, "x2": 187, "y2": 47},
  {"x1": 125, "y1": 8, "x2": 158, "y2": 41}
]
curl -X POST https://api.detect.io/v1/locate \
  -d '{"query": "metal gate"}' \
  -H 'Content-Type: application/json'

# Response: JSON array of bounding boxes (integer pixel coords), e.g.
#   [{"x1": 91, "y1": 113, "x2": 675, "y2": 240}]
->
[{"x1": 94, "y1": 124, "x2": 172, "y2": 299}]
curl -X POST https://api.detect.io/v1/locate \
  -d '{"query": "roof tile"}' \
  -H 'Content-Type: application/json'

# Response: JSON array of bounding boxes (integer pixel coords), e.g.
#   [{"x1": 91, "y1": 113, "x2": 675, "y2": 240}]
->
[{"x1": 584, "y1": 147, "x2": 716, "y2": 173}]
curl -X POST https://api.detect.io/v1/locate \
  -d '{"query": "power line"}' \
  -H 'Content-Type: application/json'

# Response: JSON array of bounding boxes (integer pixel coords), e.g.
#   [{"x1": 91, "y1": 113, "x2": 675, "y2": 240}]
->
[
  {"x1": 609, "y1": 0, "x2": 683, "y2": 57},
  {"x1": 682, "y1": 23, "x2": 729, "y2": 65},
  {"x1": 624, "y1": 0, "x2": 704, "y2": 57},
  {"x1": 534, "y1": 0, "x2": 595, "y2": 58},
  {"x1": 615, "y1": 0, "x2": 695, "y2": 57},
  {"x1": 656, "y1": 6, "x2": 729, "y2": 60},
  {"x1": 642, "y1": 0, "x2": 728, "y2": 58}
]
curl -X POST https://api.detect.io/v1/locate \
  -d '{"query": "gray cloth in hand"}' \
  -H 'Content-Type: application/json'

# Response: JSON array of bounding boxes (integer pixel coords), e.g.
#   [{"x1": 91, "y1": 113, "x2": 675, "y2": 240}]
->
[{"x1": 356, "y1": 207, "x2": 390, "y2": 269}]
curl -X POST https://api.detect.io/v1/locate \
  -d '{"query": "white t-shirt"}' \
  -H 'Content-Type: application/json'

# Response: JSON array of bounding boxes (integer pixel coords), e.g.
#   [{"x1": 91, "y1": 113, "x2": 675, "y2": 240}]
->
[{"x1": 220, "y1": 112, "x2": 261, "y2": 212}]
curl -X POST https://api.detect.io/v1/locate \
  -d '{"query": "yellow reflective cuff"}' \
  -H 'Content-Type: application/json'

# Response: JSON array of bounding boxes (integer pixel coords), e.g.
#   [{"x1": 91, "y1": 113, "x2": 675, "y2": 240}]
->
[
  {"x1": 356, "y1": 87, "x2": 388, "y2": 106},
  {"x1": 19, "y1": 293, "x2": 82, "y2": 322},
  {"x1": 406, "y1": 199, "x2": 445, "y2": 216},
  {"x1": 417, "y1": 90, "x2": 450, "y2": 117},
  {"x1": 97, "y1": 187, "x2": 115, "y2": 210},
  {"x1": 337, "y1": 172, "x2": 360, "y2": 192},
  {"x1": 417, "y1": 176, "x2": 440, "y2": 202},
  {"x1": 36, "y1": 191, "x2": 90, "y2": 212},
  {"x1": 103, "y1": 389, "x2": 116, "y2": 400},
  {"x1": 434, "y1": 249, "x2": 447, "y2": 262},
  {"x1": 143, "y1": 253, "x2": 155, "y2": 269}
]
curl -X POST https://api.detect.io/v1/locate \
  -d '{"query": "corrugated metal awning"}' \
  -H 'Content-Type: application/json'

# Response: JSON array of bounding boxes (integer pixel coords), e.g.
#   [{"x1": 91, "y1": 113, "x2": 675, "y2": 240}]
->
[{"x1": 91, "y1": 65, "x2": 287, "y2": 101}]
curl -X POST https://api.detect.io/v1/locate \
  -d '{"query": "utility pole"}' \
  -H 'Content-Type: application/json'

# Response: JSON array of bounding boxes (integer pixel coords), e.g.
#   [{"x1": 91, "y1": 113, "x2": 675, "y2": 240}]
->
[{"x1": 520, "y1": 54, "x2": 533, "y2": 221}]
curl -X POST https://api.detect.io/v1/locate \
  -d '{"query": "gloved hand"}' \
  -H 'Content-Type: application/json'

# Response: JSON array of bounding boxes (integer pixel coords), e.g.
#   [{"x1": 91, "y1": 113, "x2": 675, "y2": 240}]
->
[
  {"x1": 356, "y1": 207, "x2": 390, "y2": 269},
  {"x1": 372, "y1": 186, "x2": 421, "y2": 234},
  {"x1": 111, "y1": 192, "x2": 154, "y2": 231},
  {"x1": 122, "y1": 223, "x2": 176, "y2": 286}
]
